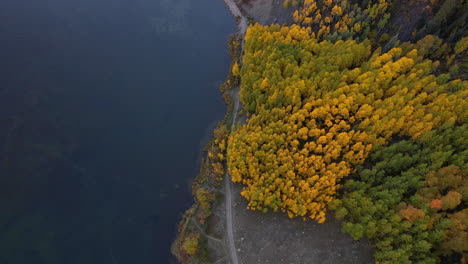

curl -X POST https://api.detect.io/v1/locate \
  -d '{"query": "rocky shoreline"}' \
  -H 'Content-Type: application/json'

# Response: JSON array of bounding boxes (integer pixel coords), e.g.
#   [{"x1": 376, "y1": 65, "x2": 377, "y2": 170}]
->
[{"x1": 171, "y1": 29, "x2": 243, "y2": 264}]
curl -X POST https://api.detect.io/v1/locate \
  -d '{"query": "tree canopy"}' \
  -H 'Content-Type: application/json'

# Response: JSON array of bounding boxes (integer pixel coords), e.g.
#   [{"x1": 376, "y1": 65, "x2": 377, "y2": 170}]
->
[{"x1": 227, "y1": 24, "x2": 467, "y2": 225}]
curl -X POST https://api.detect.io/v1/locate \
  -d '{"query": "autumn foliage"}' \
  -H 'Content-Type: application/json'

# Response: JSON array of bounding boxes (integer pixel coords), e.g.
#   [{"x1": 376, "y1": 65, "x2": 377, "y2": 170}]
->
[
  {"x1": 227, "y1": 23, "x2": 467, "y2": 223},
  {"x1": 290, "y1": 0, "x2": 391, "y2": 40},
  {"x1": 331, "y1": 125, "x2": 467, "y2": 263}
]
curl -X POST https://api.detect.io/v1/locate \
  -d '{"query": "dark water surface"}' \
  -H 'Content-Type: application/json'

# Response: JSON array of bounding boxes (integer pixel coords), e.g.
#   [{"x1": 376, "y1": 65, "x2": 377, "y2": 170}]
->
[{"x1": 0, "y1": 0, "x2": 234, "y2": 263}]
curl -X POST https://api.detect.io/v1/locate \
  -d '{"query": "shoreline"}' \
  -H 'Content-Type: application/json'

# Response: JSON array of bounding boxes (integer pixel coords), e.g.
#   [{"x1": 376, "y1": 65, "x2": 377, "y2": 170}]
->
[
  {"x1": 171, "y1": 0, "x2": 247, "y2": 260},
  {"x1": 171, "y1": 1, "x2": 291, "y2": 262},
  {"x1": 220, "y1": 1, "x2": 248, "y2": 264}
]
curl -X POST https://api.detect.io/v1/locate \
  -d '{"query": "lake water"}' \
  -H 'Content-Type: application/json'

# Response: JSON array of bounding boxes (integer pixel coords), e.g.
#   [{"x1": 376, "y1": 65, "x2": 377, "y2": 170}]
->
[{"x1": 0, "y1": 0, "x2": 235, "y2": 263}]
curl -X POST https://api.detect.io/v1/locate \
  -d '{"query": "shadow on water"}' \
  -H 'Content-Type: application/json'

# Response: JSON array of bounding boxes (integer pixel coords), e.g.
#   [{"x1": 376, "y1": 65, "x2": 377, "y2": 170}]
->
[{"x1": 0, "y1": 0, "x2": 235, "y2": 263}]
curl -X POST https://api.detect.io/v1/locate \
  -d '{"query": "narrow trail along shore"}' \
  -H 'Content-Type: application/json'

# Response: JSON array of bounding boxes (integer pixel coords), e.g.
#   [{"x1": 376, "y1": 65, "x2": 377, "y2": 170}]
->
[
  {"x1": 222, "y1": 0, "x2": 247, "y2": 263},
  {"x1": 224, "y1": 88, "x2": 240, "y2": 264},
  {"x1": 223, "y1": 0, "x2": 248, "y2": 38}
]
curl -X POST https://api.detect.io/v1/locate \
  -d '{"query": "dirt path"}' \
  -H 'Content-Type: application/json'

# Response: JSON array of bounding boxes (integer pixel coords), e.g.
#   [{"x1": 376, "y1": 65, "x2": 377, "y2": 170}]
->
[
  {"x1": 222, "y1": 0, "x2": 247, "y2": 263},
  {"x1": 223, "y1": 0, "x2": 248, "y2": 37},
  {"x1": 223, "y1": 88, "x2": 240, "y2": 264}
]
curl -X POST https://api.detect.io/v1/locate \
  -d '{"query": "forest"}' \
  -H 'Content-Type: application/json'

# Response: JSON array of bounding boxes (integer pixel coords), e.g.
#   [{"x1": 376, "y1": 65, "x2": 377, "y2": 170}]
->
[{"x1": 225, "y1": 0, "x2": 467, "y2": 263}]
